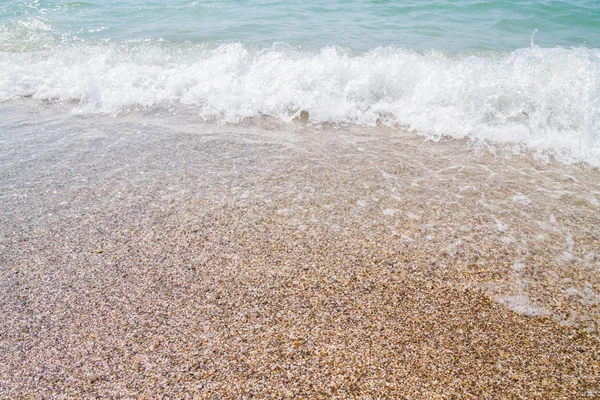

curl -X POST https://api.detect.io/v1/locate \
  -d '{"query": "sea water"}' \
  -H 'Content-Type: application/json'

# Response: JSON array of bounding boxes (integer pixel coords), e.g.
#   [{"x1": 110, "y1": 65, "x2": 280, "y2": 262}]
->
[{"x1": 0, "y1": 0, "x2": 599, "y2": 165}]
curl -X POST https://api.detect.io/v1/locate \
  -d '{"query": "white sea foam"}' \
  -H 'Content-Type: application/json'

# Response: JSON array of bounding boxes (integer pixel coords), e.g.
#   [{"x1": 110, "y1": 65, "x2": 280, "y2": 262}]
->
[{"x1": 1, "y1": 42, "x2": 599, "y2": 165}]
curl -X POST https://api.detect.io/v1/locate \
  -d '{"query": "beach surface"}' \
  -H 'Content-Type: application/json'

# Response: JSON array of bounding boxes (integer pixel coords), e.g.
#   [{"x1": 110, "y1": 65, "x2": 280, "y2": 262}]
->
[{"x1": 1, "y1": 101, "x2": 599, "y2": 398}]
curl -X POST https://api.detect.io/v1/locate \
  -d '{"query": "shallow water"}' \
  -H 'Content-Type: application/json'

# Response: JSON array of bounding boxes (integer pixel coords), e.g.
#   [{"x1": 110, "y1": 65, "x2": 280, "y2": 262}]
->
[
  {"x1": 1, "y1": 99, "x2": 599, "y2": 330},
  {"x1": 2, "y1": 4, "x2": 600, "y2": 394},
  {"x1": 1, "y1": 0, "x2": 598, "y2": 51},
  {"x1": 1, "y1": 1, "x2": 599, "y2": 165}
]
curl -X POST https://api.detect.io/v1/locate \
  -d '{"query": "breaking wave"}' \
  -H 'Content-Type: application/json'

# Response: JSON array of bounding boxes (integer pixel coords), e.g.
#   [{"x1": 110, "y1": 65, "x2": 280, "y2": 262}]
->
[{"x1": 1, "y1": 41, "x2": 599, "y2": 165}]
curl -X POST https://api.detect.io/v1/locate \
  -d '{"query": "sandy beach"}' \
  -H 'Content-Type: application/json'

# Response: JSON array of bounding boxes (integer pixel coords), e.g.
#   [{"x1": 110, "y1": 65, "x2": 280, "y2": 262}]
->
[{"x1": 1, "y1": 102, "x2": 599, "y2": 398}]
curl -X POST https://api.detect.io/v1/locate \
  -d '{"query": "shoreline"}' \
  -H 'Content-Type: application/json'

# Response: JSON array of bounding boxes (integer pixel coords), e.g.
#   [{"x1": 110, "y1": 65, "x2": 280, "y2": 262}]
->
[{"x1": 1, "y1": 102, "x2": 599, "y2": 397}]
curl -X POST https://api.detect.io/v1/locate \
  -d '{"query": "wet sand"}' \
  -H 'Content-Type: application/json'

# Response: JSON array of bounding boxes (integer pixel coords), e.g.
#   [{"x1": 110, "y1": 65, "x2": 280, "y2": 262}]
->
[{"x1": 1, "y1": 102, "x2": 599, "y2": 397}]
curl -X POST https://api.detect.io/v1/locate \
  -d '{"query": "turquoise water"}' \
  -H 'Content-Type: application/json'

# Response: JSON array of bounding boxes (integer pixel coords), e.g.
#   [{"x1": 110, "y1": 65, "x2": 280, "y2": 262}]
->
[
  {"x1": 1, "y1": 0, "x2": 599, "y2": 51},
  {"x1": 1, "y1": 1, "x2": 599, "y2": 165}
]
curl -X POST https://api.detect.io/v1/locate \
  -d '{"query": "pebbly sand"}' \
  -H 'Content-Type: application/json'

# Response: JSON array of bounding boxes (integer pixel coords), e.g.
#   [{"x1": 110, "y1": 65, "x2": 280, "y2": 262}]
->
[{"x1": 1, "y1": 102, "x2": 599, "y2": 398}]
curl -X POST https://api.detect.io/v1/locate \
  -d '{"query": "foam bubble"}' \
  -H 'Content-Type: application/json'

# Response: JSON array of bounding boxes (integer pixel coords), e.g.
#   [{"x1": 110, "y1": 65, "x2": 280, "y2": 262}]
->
[{"x1": 1, "y1": 42, "x2": 599, "y2": 166}]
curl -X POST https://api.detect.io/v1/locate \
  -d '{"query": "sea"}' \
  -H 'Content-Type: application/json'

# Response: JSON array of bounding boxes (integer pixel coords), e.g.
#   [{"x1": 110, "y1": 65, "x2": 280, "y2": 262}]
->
[
  {"x1": 2, "y1": 0, "x2": 600, "y2": 349},
  {"x1": 0, "y1": 0, "x2": 599, "y2": 165}
]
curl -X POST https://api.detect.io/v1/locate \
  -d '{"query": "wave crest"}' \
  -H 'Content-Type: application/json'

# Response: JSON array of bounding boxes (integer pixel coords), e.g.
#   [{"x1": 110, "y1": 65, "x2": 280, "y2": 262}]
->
[{"x1": 1, "y1": 42, "x2": 599, "y2": 165}]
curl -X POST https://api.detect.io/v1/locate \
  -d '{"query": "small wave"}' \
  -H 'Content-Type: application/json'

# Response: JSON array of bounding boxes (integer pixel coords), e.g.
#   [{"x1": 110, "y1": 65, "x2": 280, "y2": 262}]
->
[{"x1": 0, "y1": 42, "x2": 599, "y2": 166}]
